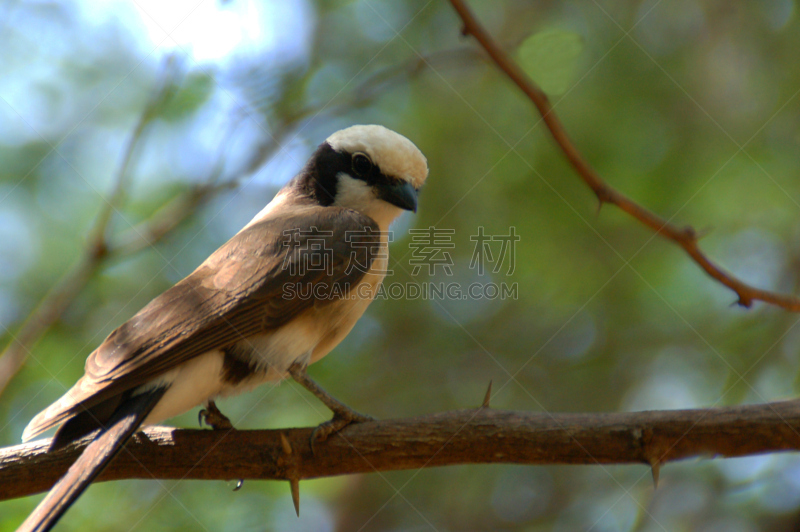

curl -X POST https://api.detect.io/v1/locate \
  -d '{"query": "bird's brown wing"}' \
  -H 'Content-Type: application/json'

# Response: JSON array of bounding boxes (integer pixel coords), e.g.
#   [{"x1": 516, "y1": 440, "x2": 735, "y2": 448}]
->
[{"x1": 23, "y1": 204, "x2": 380, "y2": 440}]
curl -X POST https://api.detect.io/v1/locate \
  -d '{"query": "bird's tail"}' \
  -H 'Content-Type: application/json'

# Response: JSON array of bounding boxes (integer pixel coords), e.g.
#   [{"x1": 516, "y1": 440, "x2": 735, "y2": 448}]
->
[{"x1": 17, "y1": 387, "x2": 167, "y2": 532}]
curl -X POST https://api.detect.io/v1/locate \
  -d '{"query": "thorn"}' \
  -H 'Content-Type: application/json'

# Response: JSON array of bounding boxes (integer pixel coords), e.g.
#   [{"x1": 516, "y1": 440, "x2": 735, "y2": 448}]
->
[
  {"x1": 694, "y1": 225, "x2": 713, "y2": 240},
  {"x1": 595, "y1": 199, "x2": 604, "y2": 217},
  {"x1": 595, "y1": 188, "x2": 612, "y2": 206},
  {"x1": 650, "y1": 459, "x2": 661, "y2": 489},
  {"x1": 460, "y1": 25, "x2": 469, "y2": 37},
  {"x1": 290, "y1": 478, "x2": 300, "y2": 517},
  {"x1": 482, "y1": 380, "x2": 493, "y2": 408},
  {"x1": 233, "y1": 479, "x2": 244, "y2": 491},
  {"x1": 280, "y1": 432, "x2": 293, "y2": 455}
]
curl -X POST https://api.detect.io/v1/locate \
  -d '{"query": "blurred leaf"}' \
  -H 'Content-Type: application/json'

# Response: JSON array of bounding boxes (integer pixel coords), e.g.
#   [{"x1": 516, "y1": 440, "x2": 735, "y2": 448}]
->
[
  {"x1": 273, "y1": 65, "x2": 313, "y2": 122},
  {"x1": 516, "y1": 29, "x2": 584, "y2": 95},
  {"x1": 156, "y1": 72, "x2": 214, "y2": 122}
]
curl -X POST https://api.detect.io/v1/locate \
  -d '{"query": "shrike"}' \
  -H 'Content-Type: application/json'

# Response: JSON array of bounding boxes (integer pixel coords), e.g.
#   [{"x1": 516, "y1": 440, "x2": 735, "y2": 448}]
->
[{"x1": 18, "y1": 124, "x2": 428, "y2": 532}]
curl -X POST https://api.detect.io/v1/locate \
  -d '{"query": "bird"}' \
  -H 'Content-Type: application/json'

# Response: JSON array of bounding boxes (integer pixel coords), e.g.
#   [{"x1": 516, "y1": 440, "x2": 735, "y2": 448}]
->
[{"x1": 18, "y1": 124, "x2": 428, "y2": 532}]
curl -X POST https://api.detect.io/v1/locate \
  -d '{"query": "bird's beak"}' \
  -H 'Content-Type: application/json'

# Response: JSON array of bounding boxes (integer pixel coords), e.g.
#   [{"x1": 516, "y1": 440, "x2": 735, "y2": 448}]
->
[{"x1": 379, "y1": 181, "x2": 418, "y2": 212}]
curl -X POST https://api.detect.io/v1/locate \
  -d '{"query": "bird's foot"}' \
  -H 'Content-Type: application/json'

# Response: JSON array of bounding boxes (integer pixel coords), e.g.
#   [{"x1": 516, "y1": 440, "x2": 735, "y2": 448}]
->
[
  {"x1": 311, "y1": 408, "x2": 373, "y2": 446},
  {"x1": 198, "y1": 400, "x2": 234, "y2": 430},
  {"x1": 287, "y1": 362, "x2": 374, "y2": 451}
]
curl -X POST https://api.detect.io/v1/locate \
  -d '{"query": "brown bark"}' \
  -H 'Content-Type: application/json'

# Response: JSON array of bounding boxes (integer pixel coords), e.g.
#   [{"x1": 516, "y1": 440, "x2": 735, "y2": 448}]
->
[{"x1": 3, "y1": 401, "x2": 800, "y2": 501}]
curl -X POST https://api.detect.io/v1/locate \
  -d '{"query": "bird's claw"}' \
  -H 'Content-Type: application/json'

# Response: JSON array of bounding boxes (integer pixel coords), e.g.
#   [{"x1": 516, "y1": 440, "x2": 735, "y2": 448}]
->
[
  {"x1": 286, "y1": 362, "x2": 373, "y2": 452},
  {"x1": 198, "y1": 400, "x2": 234, "y2": 430},
  {"x1": 309, "y1": 410, "x2": 373, "y2": 453}
]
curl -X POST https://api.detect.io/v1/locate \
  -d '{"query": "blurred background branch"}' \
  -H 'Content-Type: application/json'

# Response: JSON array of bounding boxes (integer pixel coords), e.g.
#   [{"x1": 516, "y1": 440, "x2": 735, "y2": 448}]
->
[
  {"x1": 449, "y1": 0, "x2": 800, "y2": 312},
  {"x1": 0, "y1": 57, "x2": 186, "y2": 396}
]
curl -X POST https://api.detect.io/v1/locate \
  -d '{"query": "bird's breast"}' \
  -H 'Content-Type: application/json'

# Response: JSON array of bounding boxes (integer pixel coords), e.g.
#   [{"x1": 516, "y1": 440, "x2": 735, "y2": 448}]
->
[{"x1": 308, "y1": 237, "x2": 388, "y2": 363}]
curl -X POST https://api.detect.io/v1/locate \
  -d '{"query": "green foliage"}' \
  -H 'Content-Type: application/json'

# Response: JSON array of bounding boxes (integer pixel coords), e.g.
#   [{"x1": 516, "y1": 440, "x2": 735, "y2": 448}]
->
[
  {"x1": 517, "y1": 29, "x2": 584, "y2": 95},
  {"x1": 155, "y1": 72, "x2": 214, "y2": 122}
]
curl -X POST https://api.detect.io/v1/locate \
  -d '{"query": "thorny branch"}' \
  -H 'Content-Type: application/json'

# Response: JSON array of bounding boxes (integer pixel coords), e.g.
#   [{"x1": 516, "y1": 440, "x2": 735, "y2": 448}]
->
[
  {"x1": 447, "y1": 0, "x2": 800, "y2": 312},
  {"x1": 3, "y1": 400, "x2": 800, "y2": 501}
]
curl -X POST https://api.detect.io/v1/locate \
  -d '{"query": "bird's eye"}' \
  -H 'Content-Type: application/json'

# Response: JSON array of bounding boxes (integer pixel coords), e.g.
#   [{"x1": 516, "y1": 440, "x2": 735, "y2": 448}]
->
[{"x1": 352, "y1": 153, "x2": 373, "y2": 176}]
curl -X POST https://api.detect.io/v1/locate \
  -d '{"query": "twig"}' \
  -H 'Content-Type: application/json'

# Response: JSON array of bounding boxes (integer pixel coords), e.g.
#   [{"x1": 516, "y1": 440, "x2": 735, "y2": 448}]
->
[
  {"x1": 243, "y1": 46, "x2": 480, "y2": 176},
  {"x1": 3, "y1": 400, "x2": 800, "y2": 501},
  {"x1": 90, "y1": 56, "x2": 182, "y2": 251},
  {"x1": 447, "y1": 0, "x2": 800, "y2": 312},
  {"x1": 0, "y1": 60, "x2": 183, "y2": 395}
]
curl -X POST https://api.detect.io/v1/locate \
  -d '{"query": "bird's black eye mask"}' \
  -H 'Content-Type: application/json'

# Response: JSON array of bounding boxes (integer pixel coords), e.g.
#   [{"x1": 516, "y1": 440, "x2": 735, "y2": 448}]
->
[
  {"x1": 348, "y1": 150, "x2": 419, "y2": 212},
  {"x1": 345, "y1": 149, "x2": 406, "y2": 191},
  {"x1": 308, "y1": 142, "x2": 412, "y2": 206}
]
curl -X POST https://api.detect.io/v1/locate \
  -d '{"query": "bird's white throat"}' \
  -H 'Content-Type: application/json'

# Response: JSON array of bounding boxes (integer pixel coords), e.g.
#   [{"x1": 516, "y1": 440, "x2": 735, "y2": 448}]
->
[{"x1": 332, "y1": 172, "x2": 404, "y2": 230}]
